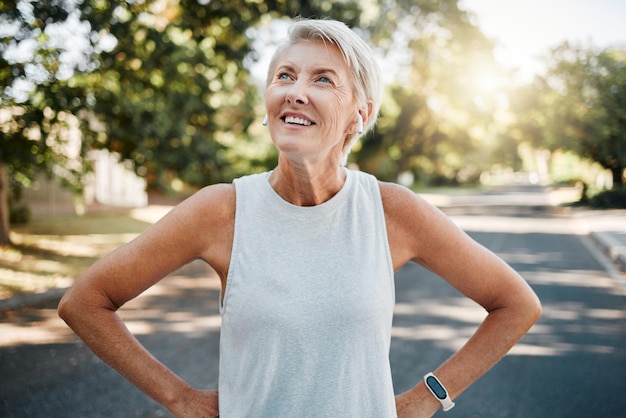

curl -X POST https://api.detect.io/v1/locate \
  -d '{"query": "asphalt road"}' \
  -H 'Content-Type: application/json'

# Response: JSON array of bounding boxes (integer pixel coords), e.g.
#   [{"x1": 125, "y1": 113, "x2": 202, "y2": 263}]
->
[{"x1": 1, "y1": 193, "x2": 625, "y2": 417}]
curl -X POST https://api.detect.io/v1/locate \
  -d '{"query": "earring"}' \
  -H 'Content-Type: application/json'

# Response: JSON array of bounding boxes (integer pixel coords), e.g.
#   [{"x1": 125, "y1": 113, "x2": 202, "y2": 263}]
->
[
  {"x1": 262, "y1": 114, "x2": 268, "y2": 126},
  {"x1": 356, "y1": 114, "x2": 364, "y2": 135}
]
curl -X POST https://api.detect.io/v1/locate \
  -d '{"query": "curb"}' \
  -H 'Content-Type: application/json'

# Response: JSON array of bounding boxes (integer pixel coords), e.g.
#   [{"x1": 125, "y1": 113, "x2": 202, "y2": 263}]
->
[
  {"x1": 0, "y1": 287, "x2": 67, "y2": 313},
  {"x1": 589, "y1": 231, "x2": 626, "y2": 273}
]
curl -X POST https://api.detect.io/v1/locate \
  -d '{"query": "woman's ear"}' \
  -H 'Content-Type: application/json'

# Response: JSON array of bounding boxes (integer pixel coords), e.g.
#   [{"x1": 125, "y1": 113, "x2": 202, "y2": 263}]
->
[
  {"x1": 345, "y1": 100, "x2": 374, "y2": 141},
  {"x1": 358, "y1": 101, "x2": 374, "y2": 134}
]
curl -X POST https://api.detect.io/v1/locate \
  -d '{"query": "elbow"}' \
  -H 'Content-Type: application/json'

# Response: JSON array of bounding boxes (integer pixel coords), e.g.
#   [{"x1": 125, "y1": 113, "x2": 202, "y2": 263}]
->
[
  {"x1": 524, "y1": 292, "x2": 543, "y2": 328},
  {"x1": 58, "y1": 284, "x2": 119, "y2": 329},
  {"x1": 57, "y1": 287, "x2": 89, "y2": 327},
  {"x1": 492, "y1": 289, "x2": 542, "y2": 331},
  {"x1": 57, "y1": 289, "x2": 76, "y2": 325},
  {"x1": 514, "y1": 280, "x2": 542, "y2": 328},
  {"x1": 531, "y1": 296, "x2": 543, "y2": 323}
]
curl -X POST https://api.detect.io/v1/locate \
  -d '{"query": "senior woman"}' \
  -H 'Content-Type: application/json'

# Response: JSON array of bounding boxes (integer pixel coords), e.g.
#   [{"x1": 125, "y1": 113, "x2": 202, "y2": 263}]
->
[{"x1": 59, "y1": 18, "x2": 541, "y2": 418}]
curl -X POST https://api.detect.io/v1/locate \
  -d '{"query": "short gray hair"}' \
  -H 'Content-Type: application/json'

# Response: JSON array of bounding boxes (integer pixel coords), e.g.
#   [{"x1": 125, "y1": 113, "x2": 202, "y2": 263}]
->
[{"x1": 266, "y1": 18, "x2": 383, "y2": 164}]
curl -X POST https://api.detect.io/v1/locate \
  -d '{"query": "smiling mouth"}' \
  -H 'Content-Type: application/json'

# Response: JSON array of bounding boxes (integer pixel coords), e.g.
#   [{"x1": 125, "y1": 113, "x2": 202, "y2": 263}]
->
[{"x1": 284, "y1": 116, "x2": 313, "y2": 126}]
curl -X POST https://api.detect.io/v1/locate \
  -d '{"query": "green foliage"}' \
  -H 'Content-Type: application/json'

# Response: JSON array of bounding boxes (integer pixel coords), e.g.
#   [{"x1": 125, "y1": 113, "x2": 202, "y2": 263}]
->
[
  {"x1": 355, "y1": 0, "x2": 497, "y2": 184},
  {"x1": 1, "y1": 0, "x2": 96, "y2": 196},
  {"x1": 1, "y1": 0, "x2": 365, "y2": 194},
  {"x1": 2, "y1": 0, "x2": 504, "y2": 196},
  {"x1": 589, "y1": 187, "x2": 626, "y2": 209},
  {"x1": 9, "y1": 204, "x2": 31, "y2": 224},
  {"x1": 74, "y1": 0, "x2": 259, "y2": 188},
  {"x1": 71, "y1": 0, "x2": 366, "y2": 189},
  {"x1": 513, "y1": 43, "x2": 626, "y2": 187}
]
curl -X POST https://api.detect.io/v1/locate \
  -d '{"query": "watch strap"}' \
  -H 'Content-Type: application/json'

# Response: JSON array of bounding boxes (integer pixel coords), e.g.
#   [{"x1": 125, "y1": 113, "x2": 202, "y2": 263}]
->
[{"x1": 424, "y1": 372, "x2": 455, "y2": 412}]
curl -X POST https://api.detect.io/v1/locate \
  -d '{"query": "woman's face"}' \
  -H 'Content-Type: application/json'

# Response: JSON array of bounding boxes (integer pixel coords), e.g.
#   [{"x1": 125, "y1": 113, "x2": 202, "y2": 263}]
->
[{"x1": 264, "y1": 40, "x2": 358, "y2": 164}]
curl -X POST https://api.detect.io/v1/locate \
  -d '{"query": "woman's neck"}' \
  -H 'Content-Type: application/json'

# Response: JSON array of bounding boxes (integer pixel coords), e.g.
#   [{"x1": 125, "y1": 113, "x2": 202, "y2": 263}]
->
[{"x1": 269, "y1": 156, "x2": 347, "y2": 206}]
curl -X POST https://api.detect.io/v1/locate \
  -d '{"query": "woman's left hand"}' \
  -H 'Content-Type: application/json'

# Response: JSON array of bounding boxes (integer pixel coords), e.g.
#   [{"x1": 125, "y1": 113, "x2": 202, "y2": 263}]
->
[{"x1": 395, "y1": 386, "x2": 439, "y2": 418}]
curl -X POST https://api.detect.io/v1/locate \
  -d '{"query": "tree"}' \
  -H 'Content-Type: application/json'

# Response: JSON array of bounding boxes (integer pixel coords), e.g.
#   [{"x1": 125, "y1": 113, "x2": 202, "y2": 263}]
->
[
  {"x1": 1, "y1": 0, "x2": 108, "y2": 244},
  {"x1": 0, "y1": 0, "x2": 364, "y2": 244},
  {"x1": 579, "y1": 48, "x2": 626, "y2": 186},
  {"x1": 518, "y1": 43, "x2": 626, "y2": 187},
  {"x1": 80, "y1": 1, "x2": 273, "y2": 188},
  {"x1": 355, "y1": 0, "x2": 499, "y2": 185},
  {"x1": 71, "y1": 0, "x2": 365, "y2": 190}
]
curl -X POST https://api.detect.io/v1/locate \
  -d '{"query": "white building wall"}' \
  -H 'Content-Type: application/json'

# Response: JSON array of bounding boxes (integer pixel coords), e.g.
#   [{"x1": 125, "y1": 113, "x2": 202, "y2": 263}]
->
[
  {"x1": 87, "y1": 150, "x2": 148, "y2": 208},
  {"x1": 22, "y1": 150, "x2": 147, "y2": 217}
]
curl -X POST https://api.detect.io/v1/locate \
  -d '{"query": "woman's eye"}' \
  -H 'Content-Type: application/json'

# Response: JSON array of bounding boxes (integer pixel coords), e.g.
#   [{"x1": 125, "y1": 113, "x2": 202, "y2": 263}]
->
[
  {"x1": 278, "y1": 73, "x2": 291, "y2": 80},
  {"x1": 317, "y1": 76, "x2": 331, "y2": 84}
]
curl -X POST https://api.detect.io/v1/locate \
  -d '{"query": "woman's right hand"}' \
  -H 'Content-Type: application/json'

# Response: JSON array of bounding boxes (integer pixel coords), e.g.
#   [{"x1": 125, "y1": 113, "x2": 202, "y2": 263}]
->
[
  {"x1": 395, "y1": 385, "x2": 439, "y2": 418},
  {"x1": 168, "y1": 388, "x2": 219, "y2": 418}
]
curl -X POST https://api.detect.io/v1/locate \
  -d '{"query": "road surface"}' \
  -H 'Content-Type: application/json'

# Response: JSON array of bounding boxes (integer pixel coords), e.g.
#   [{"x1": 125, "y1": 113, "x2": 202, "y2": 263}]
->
[{"x1": 1, "y1": 189, "x2": 624, "y2": 417}]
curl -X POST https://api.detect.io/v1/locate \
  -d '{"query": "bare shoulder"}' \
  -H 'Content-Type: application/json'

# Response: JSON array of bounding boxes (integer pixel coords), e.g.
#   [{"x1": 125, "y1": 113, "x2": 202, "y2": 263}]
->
[
  {"x1": 377, "y1": 181, "x2": 461, "y2": 270},
  {"x1": 184, "y1": 182, "x2": 235, "y2": 222},
  {"x1": 377, "y1": 180, "x2": 444, "y2": 232},
  {"x1": 151, "y1": 182, "x2": 235, "y2": 239},
  {"x1": 378, "y1": 181, "x2": 432, "y2": 214},
  {"x1": 183, "y1": 182, "x2": 235, "y2": 209}
]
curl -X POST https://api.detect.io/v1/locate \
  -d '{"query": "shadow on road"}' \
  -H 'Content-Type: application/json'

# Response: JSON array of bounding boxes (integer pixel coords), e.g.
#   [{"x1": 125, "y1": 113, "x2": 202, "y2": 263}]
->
[{"x1": 1, "y1": 208, "x2": 625, "y2": 418}]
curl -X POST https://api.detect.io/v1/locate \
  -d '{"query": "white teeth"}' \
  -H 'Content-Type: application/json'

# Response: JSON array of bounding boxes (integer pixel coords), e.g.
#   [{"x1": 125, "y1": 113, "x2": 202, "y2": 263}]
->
[{"x1": 285, "y1": 116, "x2": 312, "y2": 126}]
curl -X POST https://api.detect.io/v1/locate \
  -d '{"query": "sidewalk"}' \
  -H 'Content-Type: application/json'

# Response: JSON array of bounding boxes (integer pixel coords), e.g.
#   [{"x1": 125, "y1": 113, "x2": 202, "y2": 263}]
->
[
  {"x1": 428, "y1": 185, "x2": 626, "y2": 277},
  {"x1": 571, "y1": 209, "x2": 626, "y2": 273}
]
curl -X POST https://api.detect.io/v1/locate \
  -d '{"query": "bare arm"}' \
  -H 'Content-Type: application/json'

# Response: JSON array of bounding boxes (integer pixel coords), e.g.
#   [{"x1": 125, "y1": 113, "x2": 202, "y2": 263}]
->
[
  {"x1": 381, "y1": 182, "x2": 542, "y2": 417},
  {"x1": 58, "y1": 183, "x2": 234, "y2": 417}
]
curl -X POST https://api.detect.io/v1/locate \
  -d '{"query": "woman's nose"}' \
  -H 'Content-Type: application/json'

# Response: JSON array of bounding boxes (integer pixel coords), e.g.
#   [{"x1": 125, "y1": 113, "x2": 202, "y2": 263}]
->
[{"x1": 286, "y1": 79, "x2": 309, "y2": 105}]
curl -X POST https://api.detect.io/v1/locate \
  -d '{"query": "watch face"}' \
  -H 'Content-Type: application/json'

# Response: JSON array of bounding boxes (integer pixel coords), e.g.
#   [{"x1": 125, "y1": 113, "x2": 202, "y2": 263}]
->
[{"x1": 426, "y1": 376, "x2": 448, "y2": 399}]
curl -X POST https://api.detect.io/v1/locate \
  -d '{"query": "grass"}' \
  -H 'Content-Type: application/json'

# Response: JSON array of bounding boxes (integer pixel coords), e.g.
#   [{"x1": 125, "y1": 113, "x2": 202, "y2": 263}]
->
[{"x1": 0, "y1": 211, "x2": 155, "y2": 300}]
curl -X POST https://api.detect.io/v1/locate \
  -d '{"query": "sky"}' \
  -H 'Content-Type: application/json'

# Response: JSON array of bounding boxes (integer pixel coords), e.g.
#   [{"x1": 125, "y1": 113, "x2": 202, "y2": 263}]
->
[{"x1": 460, "y1": 0, "x2": 626, "y2": 82}]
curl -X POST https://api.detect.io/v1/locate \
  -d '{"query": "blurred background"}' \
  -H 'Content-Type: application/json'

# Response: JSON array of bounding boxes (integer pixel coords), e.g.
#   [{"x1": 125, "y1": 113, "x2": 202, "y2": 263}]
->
[{"x1": 1, "y1": 2, "x2": 625, "y2": 417}]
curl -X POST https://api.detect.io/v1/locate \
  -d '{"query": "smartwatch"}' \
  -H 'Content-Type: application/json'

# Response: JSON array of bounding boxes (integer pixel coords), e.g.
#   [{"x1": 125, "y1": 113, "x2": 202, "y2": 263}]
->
[{"x1": 424, "y1": 372, "x2": 455, "y2": 411}]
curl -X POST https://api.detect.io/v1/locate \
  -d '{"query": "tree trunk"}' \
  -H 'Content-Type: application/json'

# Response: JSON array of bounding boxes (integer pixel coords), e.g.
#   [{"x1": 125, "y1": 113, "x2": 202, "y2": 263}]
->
[
  {"x1": 611, "y1": 166, "x2": 625, "y2": 188},
  {"x1": 0, "y1": 162, "x2": 11, "y2": 245}
]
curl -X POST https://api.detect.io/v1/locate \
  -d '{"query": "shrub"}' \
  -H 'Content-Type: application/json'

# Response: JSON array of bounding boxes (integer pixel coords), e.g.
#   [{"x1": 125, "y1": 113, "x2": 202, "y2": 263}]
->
[
  {"x1": 589, "y1": 188, "x2": 626, "y2": 209},
  {"x1": 10, "y1": 205, "x2": 31, "y2": 224}
]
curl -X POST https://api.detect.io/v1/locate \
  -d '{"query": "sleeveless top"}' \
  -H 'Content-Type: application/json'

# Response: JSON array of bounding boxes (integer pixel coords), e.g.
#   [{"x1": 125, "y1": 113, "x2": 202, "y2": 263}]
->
[{"x1": 219, "y1": 169, "x2": 396, "y2": 417}]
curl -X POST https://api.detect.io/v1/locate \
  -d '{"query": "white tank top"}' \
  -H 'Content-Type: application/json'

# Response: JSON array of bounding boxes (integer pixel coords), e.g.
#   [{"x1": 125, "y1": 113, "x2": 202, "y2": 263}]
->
[{"x1": 219, "y1": 169, "x2": 396, "y2": 417}]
